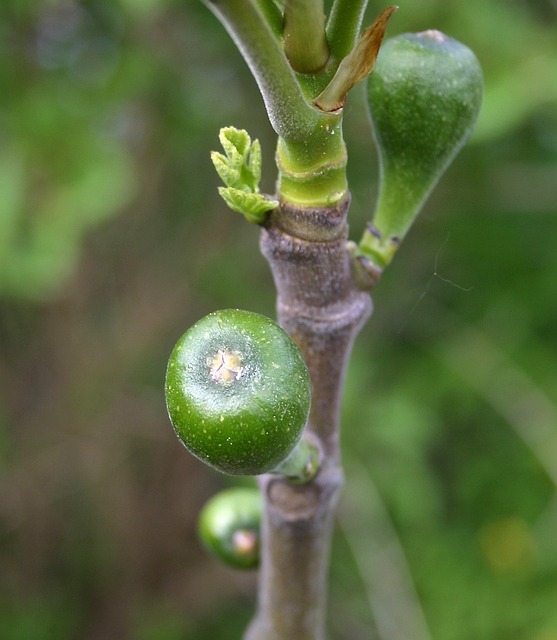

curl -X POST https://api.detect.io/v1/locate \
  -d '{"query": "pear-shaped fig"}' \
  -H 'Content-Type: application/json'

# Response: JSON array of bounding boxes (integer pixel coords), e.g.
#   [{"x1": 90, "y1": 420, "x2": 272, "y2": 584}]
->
[{"x1": 363, "y1": 30, "x2": 483, "y2": 268}]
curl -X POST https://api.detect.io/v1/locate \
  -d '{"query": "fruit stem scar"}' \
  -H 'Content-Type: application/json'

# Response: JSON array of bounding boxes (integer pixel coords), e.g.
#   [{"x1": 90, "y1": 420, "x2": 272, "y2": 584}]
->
[{"x1": 208, "y1": 349, "x2": 244, "y2": 384}]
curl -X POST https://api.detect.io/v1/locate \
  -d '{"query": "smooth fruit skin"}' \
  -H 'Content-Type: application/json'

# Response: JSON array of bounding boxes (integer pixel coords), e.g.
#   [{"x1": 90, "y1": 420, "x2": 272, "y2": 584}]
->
[
  {"x1": 366, "y1": 31, "x2": 483, "y2": 266},
  {"x1": 198, "y1": 487, "x2": 261, "y2": 569},
  {"x1": 165, "y1": 309, "x2": 311, "y2": 475}
]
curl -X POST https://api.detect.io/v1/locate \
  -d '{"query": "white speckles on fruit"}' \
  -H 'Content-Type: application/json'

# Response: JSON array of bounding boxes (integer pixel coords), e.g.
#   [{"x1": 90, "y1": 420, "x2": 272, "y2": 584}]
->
[
  {"x1": 165, "y1": 309, "x2": 311, "y2": 475},
  {"x1": 364, "y1": 31, "x2": 483, "y2": 265}
]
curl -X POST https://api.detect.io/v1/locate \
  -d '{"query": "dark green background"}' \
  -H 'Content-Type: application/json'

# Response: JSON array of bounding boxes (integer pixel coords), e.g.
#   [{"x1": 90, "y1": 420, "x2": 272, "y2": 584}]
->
[{"x1": 1, "y1": 1, "x2": 556, "y2": 638}]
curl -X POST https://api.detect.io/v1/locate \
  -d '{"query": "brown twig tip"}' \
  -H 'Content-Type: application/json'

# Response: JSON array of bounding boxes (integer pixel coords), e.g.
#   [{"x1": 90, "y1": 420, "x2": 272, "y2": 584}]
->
[{"x1": 313, "y1": 5, "x2": 398, "y2": 112}]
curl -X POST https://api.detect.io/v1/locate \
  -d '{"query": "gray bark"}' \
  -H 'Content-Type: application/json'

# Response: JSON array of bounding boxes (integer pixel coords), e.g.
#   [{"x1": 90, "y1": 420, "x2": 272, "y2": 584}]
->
[{"x1": 245, "y1": 196, "x2": 372, "y2": 639}]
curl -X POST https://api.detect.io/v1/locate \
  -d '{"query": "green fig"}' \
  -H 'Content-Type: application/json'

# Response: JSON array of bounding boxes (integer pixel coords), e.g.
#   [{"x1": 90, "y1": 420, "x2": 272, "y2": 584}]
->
[
  {"x1": 165, "y1": 309, "x2": 311, "y2": 476},
  {"x1": 362, "y1": 30, "x2": 483, "y2": 269},
  {"x1": 198, "y1": 487, "x2": 261, "y2": 569}
]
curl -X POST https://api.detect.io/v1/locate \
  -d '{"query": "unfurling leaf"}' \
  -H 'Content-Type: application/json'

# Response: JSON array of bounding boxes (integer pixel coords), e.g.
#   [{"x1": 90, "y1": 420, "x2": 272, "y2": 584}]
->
[
  {"x1": 211, "y1": 127, "x2": 276, "y2": 222},
  {"x1": 218, "y1": 187, "x2": 278, "y2": 224}
]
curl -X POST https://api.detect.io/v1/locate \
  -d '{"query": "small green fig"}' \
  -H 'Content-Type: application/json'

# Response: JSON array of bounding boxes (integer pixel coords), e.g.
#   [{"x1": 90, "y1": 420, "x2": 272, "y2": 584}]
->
[
  {"x1": 165, "y1": 309, "x2": 311, "y2": 476},
  {"x1": 198, "y1": 487, "x2": 261, "y2": 569},
  {"x1": 363, "y1": 30, "x2": 483, "y2": 269}
]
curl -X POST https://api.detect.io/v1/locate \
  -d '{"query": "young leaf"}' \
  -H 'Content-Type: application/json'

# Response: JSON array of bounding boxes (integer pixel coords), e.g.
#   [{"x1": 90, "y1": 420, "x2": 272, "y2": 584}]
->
[
  {"x1": 220, "y1": 126, "x2": 251, "y2": 162},
  {"x1": 246, "y1": 138, "x2": 262, "y2": 189},
  {"x1": 211, "y1": 151, "x2": 241, "y2": 188},
  {"x1": 218, "y1": 187, "x2": 278, "y2": 224},
  {"x1": 211, "y1": 127, "x2": 278, "y2": 223}
]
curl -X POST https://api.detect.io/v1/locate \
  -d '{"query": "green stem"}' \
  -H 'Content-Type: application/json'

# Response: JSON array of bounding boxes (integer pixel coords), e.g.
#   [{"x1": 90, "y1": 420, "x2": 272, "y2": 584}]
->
[
  {"x1": 253, "y1": 0, "x2": 283, "y2": 37},
  {"x1": 275, "y1": 121, "x2": 348, "y2": 206},
  {"x1": 327, "y1": 0, "x2": 369, "y2": 61},
  {"x1": 204, "y1": 0, "x2": 318, "y2": 141},
  {"x1": 283, "y1": 0, "x2": 329, "y2": 73},
  {"x1": 205, "y1": 0, "x2": 354, "y2": 205}
]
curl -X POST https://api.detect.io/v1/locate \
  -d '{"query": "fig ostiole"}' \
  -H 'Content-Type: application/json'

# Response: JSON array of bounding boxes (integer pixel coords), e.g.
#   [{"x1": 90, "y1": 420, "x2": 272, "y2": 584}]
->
[
  {"x1": 362, "y1": 30, "x2": 483, "y2": 271},
  {"x1": 198, "y1": 487, "x2": 262, "y2": 569},
  {"x1": 165, "y1": 309, "x2": 313, "y2": 477}
]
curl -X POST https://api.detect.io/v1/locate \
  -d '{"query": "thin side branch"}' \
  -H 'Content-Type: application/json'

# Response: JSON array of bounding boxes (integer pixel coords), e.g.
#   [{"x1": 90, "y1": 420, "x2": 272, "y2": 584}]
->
[
  {"x1": 253, "y1": 0, "x2": 283, "y2": 37},
  {"x1": 326, "y1": 0, "x2": 369, "y2": 62},
  {"x1": 283, "y1": 0, "x2": 329, "y2": 73}
]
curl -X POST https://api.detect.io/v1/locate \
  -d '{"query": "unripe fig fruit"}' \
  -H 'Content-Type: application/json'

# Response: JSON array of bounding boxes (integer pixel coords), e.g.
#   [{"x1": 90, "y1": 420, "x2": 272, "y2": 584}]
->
[
  {"x1": 364, "y1": 30, "x2": 483, "y2": 267},
  {"x1": 198, "y1": 487, "x2": 261, "y2": 569},
  {"x1": 165, "y1": 309, "x2": 311, "y2": 476}
]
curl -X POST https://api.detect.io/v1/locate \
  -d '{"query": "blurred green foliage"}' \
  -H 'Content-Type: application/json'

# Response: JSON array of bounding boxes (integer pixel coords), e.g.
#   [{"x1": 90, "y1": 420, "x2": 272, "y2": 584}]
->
[
  {"x1": 1, "y1": 1, "x2": 556, "y2": 639},
  {"x1": 0, "y1": 0, "x2": 136, "y2": 299}
]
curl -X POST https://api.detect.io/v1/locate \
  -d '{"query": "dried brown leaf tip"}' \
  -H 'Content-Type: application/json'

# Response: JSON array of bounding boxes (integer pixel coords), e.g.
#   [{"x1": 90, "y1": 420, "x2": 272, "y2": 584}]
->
[{"x1": 313, "y1": 5, "x2": 398, "y2": 112}]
